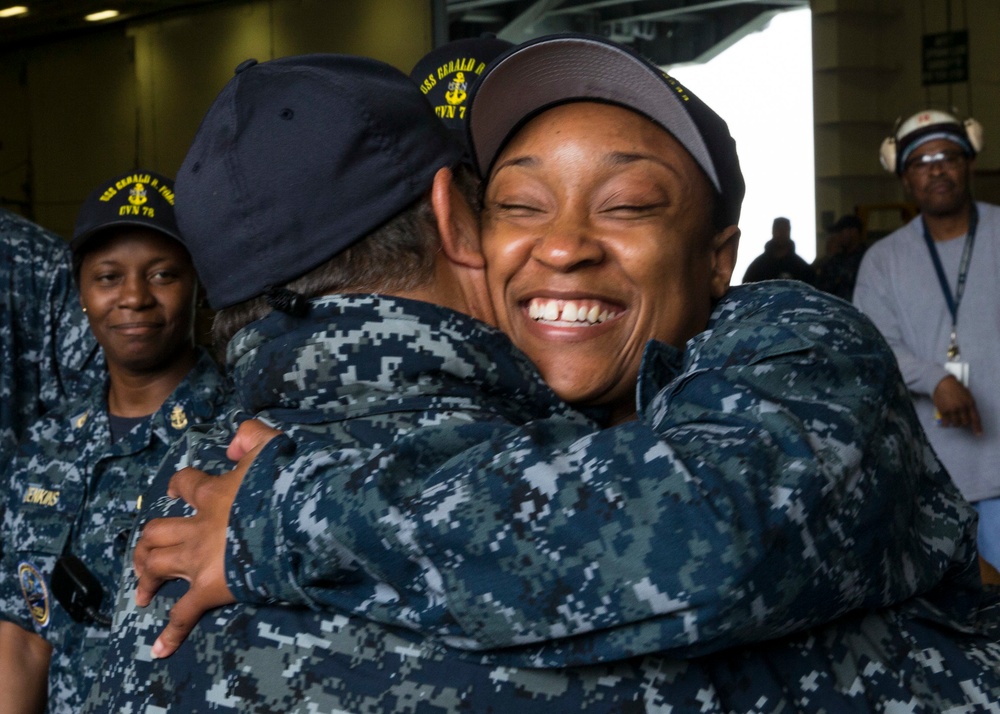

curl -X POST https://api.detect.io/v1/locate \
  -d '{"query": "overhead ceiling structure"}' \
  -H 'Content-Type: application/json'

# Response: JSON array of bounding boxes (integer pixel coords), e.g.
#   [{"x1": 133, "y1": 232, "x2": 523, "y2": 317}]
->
[
  {"x1": 0, "y1": 1, "x2": 222, "y2": 49},
  {"x1": 445, "y1": 0, "x2": 809, "y2": 66},
  {"x1": 0, "y1": 1, "x2": 809, "y2": 66}
]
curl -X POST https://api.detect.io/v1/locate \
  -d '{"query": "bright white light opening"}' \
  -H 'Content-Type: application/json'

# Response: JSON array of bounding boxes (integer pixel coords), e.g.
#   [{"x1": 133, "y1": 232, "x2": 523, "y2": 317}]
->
[
  {"x1": 0, "y1": 6, "x2": 28, "y2": 18},
  {"x1": 670, "y1": 8, "x2": 815, "y2": 284}
]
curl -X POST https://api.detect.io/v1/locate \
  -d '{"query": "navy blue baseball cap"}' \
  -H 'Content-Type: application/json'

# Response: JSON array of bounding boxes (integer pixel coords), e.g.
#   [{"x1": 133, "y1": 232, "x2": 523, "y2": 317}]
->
[
  {"x1": 410, "y1": 35, "x2": 513, "y2": 155},
  {"x1": 176, "y1": 54, "x2": 462, "y2": 310},
  {"x1": 467, "y1": 33, "x2": 745, "y2": 226},
  {"x1": 72, "y1": 169, "x2": 181, "y2": 255}
]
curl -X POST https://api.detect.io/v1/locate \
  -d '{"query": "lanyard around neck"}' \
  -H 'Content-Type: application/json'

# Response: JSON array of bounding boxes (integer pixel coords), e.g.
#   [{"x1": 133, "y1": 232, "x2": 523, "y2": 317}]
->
[{"x1": 921, "y1": 204, "x2": 978, "y2": 328}]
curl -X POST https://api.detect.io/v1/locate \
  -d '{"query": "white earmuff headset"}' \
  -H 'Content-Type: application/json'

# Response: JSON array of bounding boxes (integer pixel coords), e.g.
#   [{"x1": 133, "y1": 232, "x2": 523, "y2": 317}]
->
[{"x1": 879, "y1": 109, "x2": 983, "y2": 173}]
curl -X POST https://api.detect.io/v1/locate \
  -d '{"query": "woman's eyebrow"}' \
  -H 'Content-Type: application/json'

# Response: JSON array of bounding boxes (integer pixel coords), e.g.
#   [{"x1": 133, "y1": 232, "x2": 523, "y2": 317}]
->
[
  {"x1": 491, "y1": 154, "x2": 539, "y2": 176},
  {"x1": 605, "y1": 151, "x2": 684, "y2": 180}
]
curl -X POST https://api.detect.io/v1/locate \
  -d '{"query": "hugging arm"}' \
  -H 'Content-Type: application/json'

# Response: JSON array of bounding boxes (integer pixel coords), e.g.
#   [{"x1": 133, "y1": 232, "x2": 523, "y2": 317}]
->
[
  {"x1": 142, "y1": 288, "x2": 976, "y2": 663},
  {"x1": 219, "y1": 289, "x2": 971, "y2": 663}
]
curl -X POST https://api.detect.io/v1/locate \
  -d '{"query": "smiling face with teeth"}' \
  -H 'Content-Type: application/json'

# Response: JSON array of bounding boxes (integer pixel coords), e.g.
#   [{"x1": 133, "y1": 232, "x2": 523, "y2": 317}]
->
[{"x1": 481, "y1": 102, "x2": 739, "y2": 423}]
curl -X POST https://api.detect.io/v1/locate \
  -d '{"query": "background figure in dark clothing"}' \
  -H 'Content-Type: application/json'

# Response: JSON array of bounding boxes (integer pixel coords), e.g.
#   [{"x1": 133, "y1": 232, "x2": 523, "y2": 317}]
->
[
  {"x1": 742, "y1": 216, "x2": 815, "y2": 285},
  {"x1": 814, "y1": 214, "x2": 867, "y2": 300}
]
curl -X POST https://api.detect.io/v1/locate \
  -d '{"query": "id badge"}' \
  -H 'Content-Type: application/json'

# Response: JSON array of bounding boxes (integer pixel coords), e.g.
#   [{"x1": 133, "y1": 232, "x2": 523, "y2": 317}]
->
[{"x1": 944, "y1": 360, "x2": 970, "y2": 387}]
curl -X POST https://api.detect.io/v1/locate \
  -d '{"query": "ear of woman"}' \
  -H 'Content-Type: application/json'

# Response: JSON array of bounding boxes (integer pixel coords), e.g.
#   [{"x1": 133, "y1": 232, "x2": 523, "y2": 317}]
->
[{"x1": 431, "y1": 166, "x2": 485, "y2": 269}]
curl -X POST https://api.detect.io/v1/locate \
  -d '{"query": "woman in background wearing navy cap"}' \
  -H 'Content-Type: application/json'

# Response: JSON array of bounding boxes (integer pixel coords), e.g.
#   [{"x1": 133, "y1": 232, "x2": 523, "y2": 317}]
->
[{"x1": 0, "y1": 170, "x2": 230, "y2": 714}]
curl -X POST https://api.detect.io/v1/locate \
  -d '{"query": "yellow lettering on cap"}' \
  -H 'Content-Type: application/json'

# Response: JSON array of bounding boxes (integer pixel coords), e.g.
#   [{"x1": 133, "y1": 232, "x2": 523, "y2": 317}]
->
[
  {"x1": 664, "y1": 74, "x2": 690, "y2": 101},
  {"x1": 438, "y1": 58, "x2": 477, "y2": 79},
  {"x1": 158, "y1": 185, "x2": 175, "y2": 205},
  {"x1": 115, "y1": 173, "x2": 154, "y2": 190},
  {"x1": 419, "y1": 76, "x2": 436, "y2": 94},
  {"x1": 99, "y1": 188, "x2": 117, "y2": 202}
]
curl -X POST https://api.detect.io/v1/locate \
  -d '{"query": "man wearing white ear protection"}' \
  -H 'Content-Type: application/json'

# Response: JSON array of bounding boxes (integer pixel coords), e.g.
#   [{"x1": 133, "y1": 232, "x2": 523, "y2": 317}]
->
[{"x1": 856, "y1": 108, "x2": 1000, "y2": 582}]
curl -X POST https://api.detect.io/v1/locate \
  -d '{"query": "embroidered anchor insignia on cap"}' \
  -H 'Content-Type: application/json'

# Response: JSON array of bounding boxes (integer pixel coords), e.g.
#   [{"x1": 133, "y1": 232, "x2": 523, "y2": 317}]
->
[
  {"x1": 445, "y1": 71, "x2": 468, "y2": 106},
  {"x1": 128, "y1": 183, "x2": 149, "y2": 207}
]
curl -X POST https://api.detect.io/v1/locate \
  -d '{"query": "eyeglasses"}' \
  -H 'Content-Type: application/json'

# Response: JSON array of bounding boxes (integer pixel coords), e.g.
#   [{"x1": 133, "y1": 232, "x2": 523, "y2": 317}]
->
[{"x1": 904, "y1": 150, "x2": 966, "y2": 175}]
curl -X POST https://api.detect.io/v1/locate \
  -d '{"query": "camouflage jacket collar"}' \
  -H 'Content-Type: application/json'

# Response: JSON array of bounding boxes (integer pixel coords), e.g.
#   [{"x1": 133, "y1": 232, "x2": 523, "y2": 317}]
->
[
  {"x1": 69, "y1": 348, "x2": 228, "y2": 456},
  {"x1": 227, "y1": 294, "x2": 589, "y2": 427}
]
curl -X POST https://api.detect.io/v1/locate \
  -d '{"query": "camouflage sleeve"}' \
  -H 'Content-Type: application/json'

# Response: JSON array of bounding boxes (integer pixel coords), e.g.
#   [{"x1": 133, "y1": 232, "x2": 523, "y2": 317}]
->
[
  {"x1": 393, "y1": 300, "x2": 974, "y2": 665},
  {"x1": 0, "y1": 224, "x2": 60, "y2": 466},
  {"x1": 0, "y1": 415, "x2": 65, "y2": 633},
  {"x1": 226, "y1": 288, "x2": 977, "y2": 665},
  {"x1": 0, "y1": 216, "x2": 103, "y2": 474},
  {"x1": 0, "y1": 469, "x2": 35, "y2": 631},
  {"x1": 224, "y1": 418, "x2": 594, "y2": 619},
  {"x1": 224, "y1": 433, "x2": 314, "y2": 604}
]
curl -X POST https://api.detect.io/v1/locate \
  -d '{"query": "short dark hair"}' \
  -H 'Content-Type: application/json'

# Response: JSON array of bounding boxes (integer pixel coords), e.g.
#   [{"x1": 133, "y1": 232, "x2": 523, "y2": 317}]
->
[
  {"x1": 211, "y1": 166, "x2": 480, "y2": 356},
  {"x1": 211, "y1": 197, "x2": 437, "y2": 354}
]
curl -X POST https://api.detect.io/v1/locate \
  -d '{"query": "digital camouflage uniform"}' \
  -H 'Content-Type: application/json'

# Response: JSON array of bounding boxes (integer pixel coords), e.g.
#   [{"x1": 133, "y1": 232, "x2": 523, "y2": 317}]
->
[
  {"x1": 84, "y1": 284, "x2": 1000, "y2": 712},
  {"x1": 0, "y1": 209, "x2": 102, "y2": 471},
  {"x1": 0, "y1": 350, "x2": 230, "y2": 714}
]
